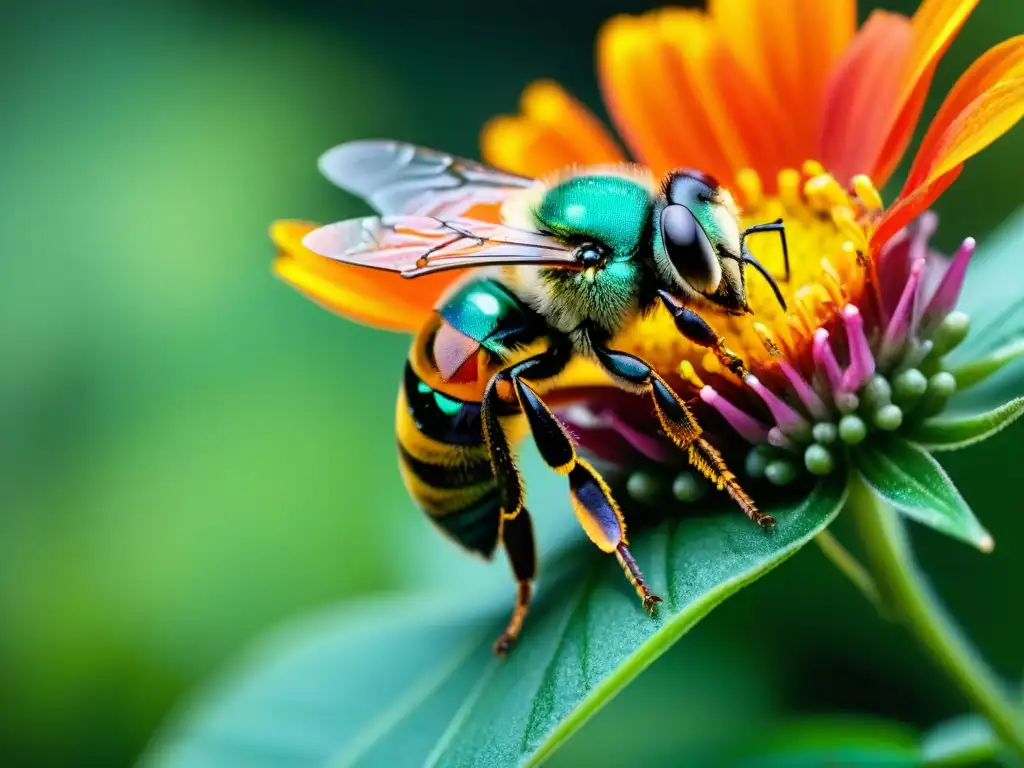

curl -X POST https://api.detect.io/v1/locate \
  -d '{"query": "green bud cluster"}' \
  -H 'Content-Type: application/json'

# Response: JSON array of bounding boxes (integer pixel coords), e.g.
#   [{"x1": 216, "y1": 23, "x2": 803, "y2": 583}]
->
[{"x1": 739, "y1": 311, "x2": 967, "y2": 486}]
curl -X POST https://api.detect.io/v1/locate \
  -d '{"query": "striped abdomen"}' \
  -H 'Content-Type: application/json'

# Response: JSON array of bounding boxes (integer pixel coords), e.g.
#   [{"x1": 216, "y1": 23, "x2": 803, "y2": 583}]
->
[{"x1": 396, "y1": 318, "x2": 505, "y2": 557}]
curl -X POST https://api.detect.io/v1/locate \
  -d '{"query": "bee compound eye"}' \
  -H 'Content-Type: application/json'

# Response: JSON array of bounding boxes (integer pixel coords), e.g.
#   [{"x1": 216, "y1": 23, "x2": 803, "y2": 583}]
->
[{"x1": 660, "y1": 204, "x2": 720, "y2": 293}]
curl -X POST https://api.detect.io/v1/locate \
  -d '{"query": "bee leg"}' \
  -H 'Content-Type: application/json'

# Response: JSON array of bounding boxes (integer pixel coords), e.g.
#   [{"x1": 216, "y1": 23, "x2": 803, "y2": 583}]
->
[
  {"x1": 481, "y1": 349, "x2": 571, "y2": 520},
  {"x1": 658, "y1": 291, "x2": 748, "y2": 377},
  {"x1": 593, "y1": 344, "x2": 775, "y2": 531},
  {"x1": 493, "y1": 509, "x2": 536, "y2": 657},
  {"x1": 568, "y1": 457, "x2": 662, "y2": 614},
  {"x1": 483, "y1": 351, "x2": 662, "y2": 621}
]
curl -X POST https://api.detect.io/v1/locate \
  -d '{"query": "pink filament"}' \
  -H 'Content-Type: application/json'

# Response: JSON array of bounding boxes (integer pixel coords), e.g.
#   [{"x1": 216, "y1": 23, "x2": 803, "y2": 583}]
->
[
  {"x1": 922, "y1": 237, "x2": 975, "y2": 328},
  {"x1": 813, "y1": 329, "x2": 844, "y2": 398},
  {"x1": 881, "y1": 257, "x2": 925, "y2": 361},
  {"x1": 780, "y1": 361, "x2": 829, "y2": 420},
  {"x1": 700, "y1": 386, "x2": 770, "y2": 444},
  {"x1": 744, "y1": 374, "x2": 809, "y2": 436},
  {"x1": 840, "y1": 304, "x2": 876, "y2": 392}
]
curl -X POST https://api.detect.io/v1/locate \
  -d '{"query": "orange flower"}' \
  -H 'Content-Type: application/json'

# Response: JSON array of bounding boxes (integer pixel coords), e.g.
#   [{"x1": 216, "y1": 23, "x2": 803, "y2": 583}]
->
[
  {"x1": 483, "y1": 0, "x2": 1022, "y2": 368},
  {"x1": 485, "y1": 1, "x2": 1022, "y2": 252},
  {"x1": 483, "y1": 0, "x2": 1023, "y2": 489}
]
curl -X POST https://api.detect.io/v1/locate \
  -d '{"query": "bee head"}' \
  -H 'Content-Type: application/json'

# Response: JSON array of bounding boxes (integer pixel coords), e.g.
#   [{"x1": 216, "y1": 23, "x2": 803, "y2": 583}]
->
[{"x1": 654, "y1": 170, "x2": 787, "y2": 315}]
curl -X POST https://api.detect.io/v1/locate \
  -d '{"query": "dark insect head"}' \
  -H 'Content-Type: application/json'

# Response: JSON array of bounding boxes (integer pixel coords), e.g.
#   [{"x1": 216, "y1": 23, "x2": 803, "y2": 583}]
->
[{"x1": 657, "y1": 169, "x2": 790, "y2": 314}]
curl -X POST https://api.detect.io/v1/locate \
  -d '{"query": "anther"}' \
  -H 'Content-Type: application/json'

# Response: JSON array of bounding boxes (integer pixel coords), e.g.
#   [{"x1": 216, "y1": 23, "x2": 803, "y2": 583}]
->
[
  {"x1": 802, "y1": 160, "x2": 826, "y2": 178},
  {"x1": 831, "y1": 207, "x2": 870, "y2": 254},
  {"x1": 819, "y1": 259, "x2": 847, "y2": 306},
  {"x1": 753, "y1": 322, "x2": 781, "y2": 357},
  {"x1": 735, "y1": 168, "x2": 763, "y2": 209},
  {"x1": 852, "y1": 175, "x2": 883, "y2": 211},
  {"x1": 679, "y1": 360, "x2": 706, "y2": 390},
  {"x1": 804, "y1": 174, "x2": 848, "y2": 212},
  {"x1": 778, "y1": 168, "x2": 803, "y2": 213}
]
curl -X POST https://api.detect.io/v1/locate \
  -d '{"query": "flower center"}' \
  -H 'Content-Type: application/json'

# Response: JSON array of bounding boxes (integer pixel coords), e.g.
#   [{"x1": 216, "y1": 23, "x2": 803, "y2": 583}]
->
[{"x1": 618, "y1": 162, "x2": 882, "y2": 379}]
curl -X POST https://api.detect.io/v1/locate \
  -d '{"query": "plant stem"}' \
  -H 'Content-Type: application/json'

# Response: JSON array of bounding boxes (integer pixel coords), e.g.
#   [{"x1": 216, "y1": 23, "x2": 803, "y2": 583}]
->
[
  {"x1": 848, "y1": 472, "x2": 1024, "y2": 760},
  {"x1": 813, "y1": 530, "x2": 882, "y2": 610}
]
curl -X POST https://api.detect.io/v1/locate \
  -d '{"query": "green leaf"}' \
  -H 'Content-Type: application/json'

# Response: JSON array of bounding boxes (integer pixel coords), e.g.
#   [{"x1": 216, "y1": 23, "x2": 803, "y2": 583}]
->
[
  {"x1": 921, "y1": 715, "x2": 1000, "y2": 766},
  {"x1": 950, "y1": 340, "x2": 1024, "y2": 393},
  {"x1": 910, "y1": 397, "x2": 1024, "y2": 451},
  {"x1": 734, "y1": 715, "x2": 921, "y2": 767},
  {"x1": 948, "y1": 207, "x2": 1024, "y2": 412},
  {"x1": 142, "y1": 475, "x2": 847, "y2": 768},
  {"x1": 855, "y1": 438, "x2": 992, "y2": 551}
]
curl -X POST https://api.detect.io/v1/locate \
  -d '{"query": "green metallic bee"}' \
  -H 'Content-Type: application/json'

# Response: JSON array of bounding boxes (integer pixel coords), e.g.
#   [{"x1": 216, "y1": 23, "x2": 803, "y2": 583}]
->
[{"x1": 299, "y1": 141, "x2": 789, "y2": 655}]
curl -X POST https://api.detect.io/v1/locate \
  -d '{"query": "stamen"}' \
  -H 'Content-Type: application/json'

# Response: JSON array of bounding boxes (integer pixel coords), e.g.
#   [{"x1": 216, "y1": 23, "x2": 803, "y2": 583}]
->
[
  {"x1": 735, "y1": 168, "x2": 763, "y2": 209},
  {"x1": 678, "y1": 360, "x2": 705, "y2": 390},
  {"x1": 604, "y1": 412, "x2": 679, "y2": 464},
  {"x1": 780, "y1": 360, "x2": 829, "y2": 420},
  {"x1": 744, "y1": 374, "x2": 810, "y2": 437},
  {"x1": 802, "y1": 160, "x2": 826, "y2": 178},
  {"x1": 881, "y1": 257, "x2": 925, "y2": 363},
  {"x1": 922, "y1": 237, "x2": 975, "y2": 330},
  {"x1": 840, "y1": 305, "x2": 875, "y2": 392},
  {"x1": 753, "y1": 322, "x2": 781, "y2": 357},
  {"x1": 700, "y1": 385, "x2": 770, "y2": 444},
  {"x1": 777, "y1": 169, "x2": 802, "y2": 213},
  {"x1": 813, "y1": 328, "x2": 844, "y2": 397},
  {"x1": 831, "y1": 207, "x2": 870, "y2": 254},
  {"x1": 701, "y1": 351, "x2": 722, "y2": 374},
  {"x1": 819, "y1": 258, "x2": 847, "y2": 306},
  {"x1": 852, "y1": 175, "x2": 883, "y2": 212},
  {"x1": 804, "y1": 173, "x2": 849, "y2": 213}
]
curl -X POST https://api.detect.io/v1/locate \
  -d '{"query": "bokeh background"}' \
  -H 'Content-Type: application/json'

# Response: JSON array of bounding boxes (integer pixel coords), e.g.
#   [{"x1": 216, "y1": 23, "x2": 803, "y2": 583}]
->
[{"x1": 2, "y1": 0, "x2": 1023, "y2": 764}]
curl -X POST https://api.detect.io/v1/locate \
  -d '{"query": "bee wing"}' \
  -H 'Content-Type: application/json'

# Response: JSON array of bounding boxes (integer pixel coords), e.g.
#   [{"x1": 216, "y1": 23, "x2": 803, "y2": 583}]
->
[
  {"x1": 302, "y1": 215, "x2": 579, "y2": 278},
  {"x1": 317, "y1": 141, "x2": 534, "y2": 220}
]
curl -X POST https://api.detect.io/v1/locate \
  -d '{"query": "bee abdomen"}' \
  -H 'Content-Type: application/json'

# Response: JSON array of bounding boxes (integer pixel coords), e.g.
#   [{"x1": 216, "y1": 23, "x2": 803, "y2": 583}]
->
[{"x1": 396, "y1": 356, "x2": 502, "y2": 558}]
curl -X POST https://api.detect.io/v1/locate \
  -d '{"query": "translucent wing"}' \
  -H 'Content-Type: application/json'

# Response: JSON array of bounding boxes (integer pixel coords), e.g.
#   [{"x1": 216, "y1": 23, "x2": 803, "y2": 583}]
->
[
  {"x1": 302, "y1": 215, "x2": 580, "y2": 278},
  {"x1": 317, "y1": 141, "x2": 533, "y2": 219}
]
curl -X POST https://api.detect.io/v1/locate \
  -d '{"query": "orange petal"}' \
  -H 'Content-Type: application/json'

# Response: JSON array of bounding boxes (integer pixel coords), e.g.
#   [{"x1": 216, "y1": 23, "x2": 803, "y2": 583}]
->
[
  {"x1": 481, "y1": 80, "x2": 623, "y2": 178},
  {"x1": 905, "y1": 35, "x2": 1024, "y2": 191},
  {"x1": 871, "y1": 0, "x2": 980, "y2": 185},
  {"x1": 710, "y1": 0, "x2": 856, "y2": 169},
  {"x1": 271, "y1": 220, "x2": 457, "y2": 333},
  {"x1": 873, "y1": 76, "x2": 1024, "y2": 248},
  {"x1": 597, "y1": 10, "x2": 764, "y2": 185},
  {"x1": 818, "y1": 12, "x2": 914, "y2": 185}
]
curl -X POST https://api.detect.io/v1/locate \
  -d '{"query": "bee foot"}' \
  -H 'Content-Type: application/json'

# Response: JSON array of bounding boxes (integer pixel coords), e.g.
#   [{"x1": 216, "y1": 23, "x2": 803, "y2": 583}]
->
[
  {"x1": 642, "y1": 593, "x2": 663, "y2": 616},
  {"x1": 492, "y1": 634, "x2": 516, "y2": 658}
]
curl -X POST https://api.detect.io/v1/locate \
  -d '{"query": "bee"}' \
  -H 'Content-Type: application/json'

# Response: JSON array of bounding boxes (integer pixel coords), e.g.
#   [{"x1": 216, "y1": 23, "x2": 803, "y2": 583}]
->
[{"x1": 288, "y1": 141, "x2": 790, "y2": 655}]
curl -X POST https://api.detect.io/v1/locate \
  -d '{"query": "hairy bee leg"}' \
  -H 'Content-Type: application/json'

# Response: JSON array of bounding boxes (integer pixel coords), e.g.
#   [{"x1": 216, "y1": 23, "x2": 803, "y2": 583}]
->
[
  {"x1": 481, "y1": 376, "x2": 526, "y2": 520},
  {"x1": 483, "y1": 350, "x2": 662, "y2": 617},
  {"x1": 568, "y1": 458, "x2": 662, "y2": 612},
  {"x1": 658, "y1": 290, "x2": 747, "y2": 377},
  {"x1": 494, "y1": 509, "x2": 536, "y2": 657},
  {"x1": 593, "y1": 345, "x2": 775, "y2": 531},
  {"x1": 481, "y1": 346, "x2": 572, "y2": 519}
]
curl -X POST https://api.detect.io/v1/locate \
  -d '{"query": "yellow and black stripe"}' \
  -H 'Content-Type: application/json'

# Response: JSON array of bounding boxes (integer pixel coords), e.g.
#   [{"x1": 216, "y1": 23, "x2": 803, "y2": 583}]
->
[{"x1": 396, "y1": 317, "x2": 515, "y2": 557}]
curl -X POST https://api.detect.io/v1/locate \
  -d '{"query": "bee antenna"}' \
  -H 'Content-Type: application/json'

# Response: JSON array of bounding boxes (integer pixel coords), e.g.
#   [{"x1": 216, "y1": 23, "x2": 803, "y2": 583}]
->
[{"x1": 740, "y1": 249, "x2": 788, "y2": 312}]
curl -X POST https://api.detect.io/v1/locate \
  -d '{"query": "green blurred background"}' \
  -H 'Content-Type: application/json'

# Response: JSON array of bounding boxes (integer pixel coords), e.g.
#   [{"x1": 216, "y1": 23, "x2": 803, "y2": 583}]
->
[{"x1": 2, "y1": 0, "x2": 1022, "y2": 764}]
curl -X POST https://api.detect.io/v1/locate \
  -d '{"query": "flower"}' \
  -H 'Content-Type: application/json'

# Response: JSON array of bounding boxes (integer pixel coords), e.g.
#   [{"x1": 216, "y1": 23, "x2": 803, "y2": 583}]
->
[{"x1": 483, "y1": 0, "x2": 1024, "y2": 521}]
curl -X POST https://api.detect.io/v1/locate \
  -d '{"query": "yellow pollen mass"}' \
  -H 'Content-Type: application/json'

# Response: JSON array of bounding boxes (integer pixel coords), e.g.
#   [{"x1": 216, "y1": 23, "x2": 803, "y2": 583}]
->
[{"x1": 614, "y1": 163, "x2": 877, "y2": 385}]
